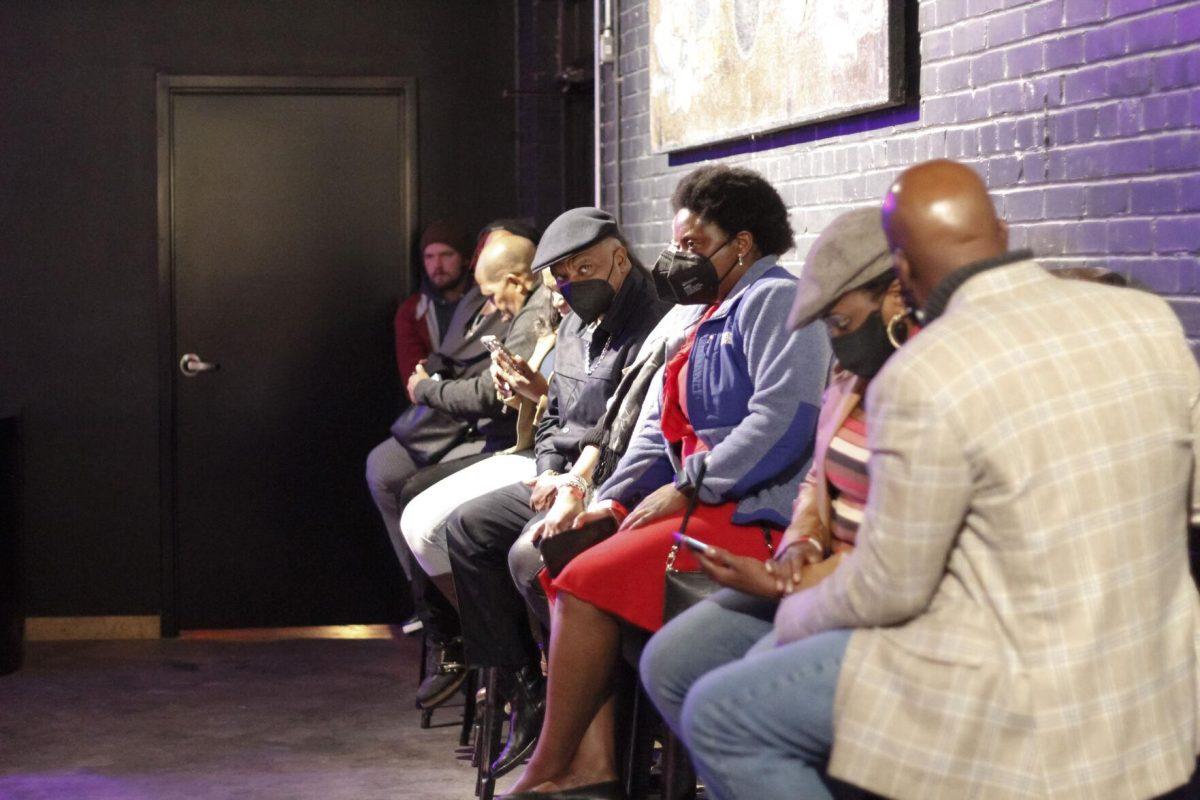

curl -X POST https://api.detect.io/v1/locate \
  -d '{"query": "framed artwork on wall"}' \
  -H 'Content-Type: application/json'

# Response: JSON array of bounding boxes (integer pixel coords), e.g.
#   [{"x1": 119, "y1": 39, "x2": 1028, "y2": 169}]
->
[{"x1": 648, "y1": 0, "x2": 907, "y2": 153}]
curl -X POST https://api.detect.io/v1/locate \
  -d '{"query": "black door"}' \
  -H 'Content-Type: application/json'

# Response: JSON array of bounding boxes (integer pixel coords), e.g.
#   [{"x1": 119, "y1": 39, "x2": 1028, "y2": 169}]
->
[{"x1": 160, "y1": 78, "x2": 416, "y2": 629}]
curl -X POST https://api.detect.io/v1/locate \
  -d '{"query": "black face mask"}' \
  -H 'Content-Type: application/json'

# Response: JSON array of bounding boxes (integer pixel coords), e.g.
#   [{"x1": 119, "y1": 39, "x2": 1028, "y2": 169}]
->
[
  {"x1": 559, "y1": 254, "x2": 618, "y2": 324},
  {"x1": 831, "y1": 310, "x2": 897, "y2": 379},
  {"x1": 651, "y1": 238, "x2": 736, "y2": 304}
]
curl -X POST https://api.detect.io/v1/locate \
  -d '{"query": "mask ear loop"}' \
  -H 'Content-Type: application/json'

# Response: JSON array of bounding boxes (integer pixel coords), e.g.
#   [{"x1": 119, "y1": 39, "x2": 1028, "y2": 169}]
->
[{"x1": 709, "y1": 236, "x2": 740, "y2": 280}]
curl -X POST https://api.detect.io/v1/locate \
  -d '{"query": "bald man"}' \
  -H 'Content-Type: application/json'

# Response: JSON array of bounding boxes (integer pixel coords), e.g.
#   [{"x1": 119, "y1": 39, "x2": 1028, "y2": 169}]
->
[
  {"x1": 388, "y1": 230, "x2": 557, "y2": 709},
  {"x1": 474, "y1": 234, "x2": 540, "y2": 320},
  {"x1": 684, "y1": 159, "x2": 1200, "y2": 800},
  {"x1": 406, "y1": 233, "x2": 550, "y2": 424}
]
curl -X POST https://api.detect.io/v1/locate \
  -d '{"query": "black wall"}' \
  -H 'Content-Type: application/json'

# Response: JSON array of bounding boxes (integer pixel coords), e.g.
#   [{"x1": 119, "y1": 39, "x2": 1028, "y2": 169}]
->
[
  {"x1": 0, "y1": 0, "x2": 518, "y2": 616},
  {"x1": 514, "y1": 0, "x2": 595, "y2": 228}
]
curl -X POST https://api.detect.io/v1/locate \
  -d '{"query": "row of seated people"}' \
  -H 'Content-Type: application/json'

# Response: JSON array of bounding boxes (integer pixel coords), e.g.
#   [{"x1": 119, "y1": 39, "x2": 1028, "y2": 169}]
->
[{"x1": 368, "y1": 160, "x2": 1200, "y2": 800}]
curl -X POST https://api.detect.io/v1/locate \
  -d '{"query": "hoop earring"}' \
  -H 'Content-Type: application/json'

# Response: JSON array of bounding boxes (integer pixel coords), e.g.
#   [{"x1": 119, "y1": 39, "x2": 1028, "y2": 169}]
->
[{"x1": 886, "y1": 310, "x2": 910, "y2": 349}]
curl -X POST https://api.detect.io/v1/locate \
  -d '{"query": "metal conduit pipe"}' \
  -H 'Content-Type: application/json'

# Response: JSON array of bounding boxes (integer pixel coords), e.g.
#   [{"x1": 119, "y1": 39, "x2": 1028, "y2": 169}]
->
[
  {"x1": 593, "y1": 0, "x2": 602, "y2": 207},
  {"x1": 594, "y1": 0, "x2": 618, "y2": 216}
]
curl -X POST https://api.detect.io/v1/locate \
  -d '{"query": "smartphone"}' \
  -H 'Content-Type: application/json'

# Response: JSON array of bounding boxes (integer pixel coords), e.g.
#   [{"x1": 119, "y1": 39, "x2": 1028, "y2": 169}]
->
[
  {"x1": 481, "y1": 335, "x2": 515, "y2": 360},
  {"x1": 673, "y1": 532, "x2": 714, "y2": 555}
]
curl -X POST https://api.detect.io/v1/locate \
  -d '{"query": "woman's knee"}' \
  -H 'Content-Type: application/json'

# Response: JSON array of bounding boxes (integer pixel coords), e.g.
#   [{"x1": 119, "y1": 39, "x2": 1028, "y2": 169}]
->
[
  {"x1": 640, "y1": 623, "x2": 696, "y2": 710},
  {"x1": 679, "y1": 669, "x2": 748, "y2": 755}
]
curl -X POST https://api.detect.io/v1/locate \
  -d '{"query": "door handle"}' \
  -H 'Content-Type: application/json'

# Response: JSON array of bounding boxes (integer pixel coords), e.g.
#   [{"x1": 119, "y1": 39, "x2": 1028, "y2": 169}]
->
[{"x1": 179, "y1": 353, "x2": 220, "y2": 377}]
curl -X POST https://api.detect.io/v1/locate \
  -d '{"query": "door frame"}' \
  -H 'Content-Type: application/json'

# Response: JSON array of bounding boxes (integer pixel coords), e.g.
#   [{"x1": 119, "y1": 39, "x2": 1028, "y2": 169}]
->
[{"x1": 154, "y1": 75, "x2": 418, "y2": 636}]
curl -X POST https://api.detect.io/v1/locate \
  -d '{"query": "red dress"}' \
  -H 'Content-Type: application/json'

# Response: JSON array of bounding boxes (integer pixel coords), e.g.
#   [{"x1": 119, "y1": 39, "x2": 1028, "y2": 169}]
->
[{"x1": 550, "y1": 308, "x2": 780, "y2": 633}]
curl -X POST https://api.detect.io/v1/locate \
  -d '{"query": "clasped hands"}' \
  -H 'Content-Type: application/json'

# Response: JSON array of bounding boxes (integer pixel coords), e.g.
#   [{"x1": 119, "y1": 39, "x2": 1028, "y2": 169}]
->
[
  {"x1": 527, "y1": 481, "x2": 691, "y2": 544},
  {"x1": 406, "y1": 362, "x2": 431, "y2": 404},
  {"x1": 694, "y1": 542, "x2": 829, "y2": 599}
]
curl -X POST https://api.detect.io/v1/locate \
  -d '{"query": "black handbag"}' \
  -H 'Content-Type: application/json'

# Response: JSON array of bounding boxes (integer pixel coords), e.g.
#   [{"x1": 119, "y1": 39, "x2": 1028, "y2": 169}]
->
[
  {"x1": 662, "y1": 460, "x2": 774, "y2": 623},
  {"x1": 389, "y1": 402, "x2": 472, "y2": 468},
  {"x1": 538, "y1": 514, "x2": 618, "y2": 578}
]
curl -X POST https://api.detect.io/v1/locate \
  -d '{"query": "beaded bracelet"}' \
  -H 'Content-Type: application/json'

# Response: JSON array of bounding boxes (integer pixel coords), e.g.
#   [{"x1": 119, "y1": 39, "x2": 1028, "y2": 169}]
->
[{"x1": 556, "y1": 473, "x2": 593, "y2": 505}]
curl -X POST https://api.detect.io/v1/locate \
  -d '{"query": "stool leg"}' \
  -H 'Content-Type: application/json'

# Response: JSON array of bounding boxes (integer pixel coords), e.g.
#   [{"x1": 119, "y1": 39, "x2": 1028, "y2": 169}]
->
[
  {"x1": 460, "y1": 668, "x2": 478, "y2": 747},
  {"x1": 416, "y1": 632, "x2": 429, "y2": 710},
  {"x1": 417, "y1": 633, "x2": 433, "y2": 728},
  {"x1": 476, "y1": 667, "x2": 504, "y2": 799},
  {"x1": 622, "y1": 685, "x2": 656, "y2": 800},
  {"x1": 662, "y1": 730, "x2": 696, "y2": 800}
]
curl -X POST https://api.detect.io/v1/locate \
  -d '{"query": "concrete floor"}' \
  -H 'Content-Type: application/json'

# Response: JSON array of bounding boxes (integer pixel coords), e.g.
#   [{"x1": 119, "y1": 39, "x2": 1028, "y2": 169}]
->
[{"x1": 0, "y1": 635, "x2": 515, "y2": 799}]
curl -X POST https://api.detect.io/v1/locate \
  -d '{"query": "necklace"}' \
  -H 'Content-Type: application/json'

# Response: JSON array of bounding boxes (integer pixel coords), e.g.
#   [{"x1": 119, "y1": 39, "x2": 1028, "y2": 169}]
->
[{"x1": 584, "y1": 324, "x2": 612, "y2": 375}]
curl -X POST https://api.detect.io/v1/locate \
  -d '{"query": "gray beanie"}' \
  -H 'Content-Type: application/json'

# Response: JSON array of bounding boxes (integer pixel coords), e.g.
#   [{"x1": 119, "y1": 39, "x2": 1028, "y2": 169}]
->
[{"x1": 787, "y1": 208, "x2": 893, "y2": 330}]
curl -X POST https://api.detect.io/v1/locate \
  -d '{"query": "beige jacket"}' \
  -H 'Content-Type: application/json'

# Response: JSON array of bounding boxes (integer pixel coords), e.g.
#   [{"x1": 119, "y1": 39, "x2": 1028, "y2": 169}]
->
[
  {"x1": 778, "y1": 261, "x2": 1200, "y2": 799},
  {"x1": 501, "y1": 331, "x2": 557, "y2": 454}
]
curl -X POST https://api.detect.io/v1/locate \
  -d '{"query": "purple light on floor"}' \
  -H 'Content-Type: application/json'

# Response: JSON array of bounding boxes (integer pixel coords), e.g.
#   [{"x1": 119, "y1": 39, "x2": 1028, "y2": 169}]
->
[{"x1": 0, "y1": 772, "x2": 154, "y2": 800}]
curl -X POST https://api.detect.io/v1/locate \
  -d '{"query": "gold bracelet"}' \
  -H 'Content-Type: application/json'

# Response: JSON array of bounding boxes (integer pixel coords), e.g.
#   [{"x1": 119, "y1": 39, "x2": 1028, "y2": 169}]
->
[{"x1": 776, "y1": 535, "x2": 824, "y2": 560}]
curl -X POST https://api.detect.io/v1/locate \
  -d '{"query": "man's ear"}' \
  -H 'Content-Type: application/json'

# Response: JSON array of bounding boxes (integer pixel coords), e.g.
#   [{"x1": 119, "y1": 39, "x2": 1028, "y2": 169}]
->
[{"x1": 613, "y1": 244, "x2": 631, "y2": 273}]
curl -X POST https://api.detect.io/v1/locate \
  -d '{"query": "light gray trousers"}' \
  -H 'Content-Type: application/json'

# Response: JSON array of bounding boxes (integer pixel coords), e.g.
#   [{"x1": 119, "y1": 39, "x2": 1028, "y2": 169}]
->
[{"x1": 364, "y1": 436, "x2": 485, "y2": 580}]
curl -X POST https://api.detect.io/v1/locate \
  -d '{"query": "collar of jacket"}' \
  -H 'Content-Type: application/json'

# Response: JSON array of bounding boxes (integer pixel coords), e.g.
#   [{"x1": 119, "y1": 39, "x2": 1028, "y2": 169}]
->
[
  {"x1": 921, "y1": 249, "x2": 1033, "y2": 324},
  {"x1": 705, "y1": 254, "x2": 783, "y2": 324},
  {"x1": 598, "y1": 262, "x2": 649, "y2": 336}
]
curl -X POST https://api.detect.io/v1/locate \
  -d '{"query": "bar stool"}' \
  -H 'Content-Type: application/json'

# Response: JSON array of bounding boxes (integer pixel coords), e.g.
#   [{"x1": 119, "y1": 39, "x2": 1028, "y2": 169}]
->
[{"x1": 619, "y1": 625, "x2": 696, "y2": 800}]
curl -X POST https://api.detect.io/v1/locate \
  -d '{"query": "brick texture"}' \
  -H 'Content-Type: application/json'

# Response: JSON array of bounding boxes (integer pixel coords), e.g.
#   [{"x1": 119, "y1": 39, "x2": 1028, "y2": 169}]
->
[{"x1": 601, "y1": 0, "x2": 1200, "y2": 355}]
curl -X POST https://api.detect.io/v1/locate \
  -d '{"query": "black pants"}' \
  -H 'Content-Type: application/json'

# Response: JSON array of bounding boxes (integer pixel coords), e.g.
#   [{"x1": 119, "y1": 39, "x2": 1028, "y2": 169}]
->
[
  {"x1": 446, "y1": 481, "x2": 548, "y2": 670},
  {"x1": 398, "y1": 452, "x2": 492, "y2": 644}
]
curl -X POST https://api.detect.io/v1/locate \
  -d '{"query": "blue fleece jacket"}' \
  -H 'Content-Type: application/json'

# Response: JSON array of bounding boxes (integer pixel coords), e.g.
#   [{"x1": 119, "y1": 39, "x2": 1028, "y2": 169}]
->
[{"x1": 597, "y1": 255, "x2": 831, "y2": 528}]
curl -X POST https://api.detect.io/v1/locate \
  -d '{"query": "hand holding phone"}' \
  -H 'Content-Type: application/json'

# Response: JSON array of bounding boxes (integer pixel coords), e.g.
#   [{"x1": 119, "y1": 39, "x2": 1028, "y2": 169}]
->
[
  {"x1": 673, "y1": 532, "x2": 715, "y2": 556},
  {"x1": 482, "y1": 335, "x2": 515, "y2": 361}
]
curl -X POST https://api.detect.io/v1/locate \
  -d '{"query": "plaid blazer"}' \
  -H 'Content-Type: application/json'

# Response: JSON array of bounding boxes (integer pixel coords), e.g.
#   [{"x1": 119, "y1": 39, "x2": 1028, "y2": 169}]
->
[{"x1": 777, "y1": 260, "x2": 1200, "y2": 799}]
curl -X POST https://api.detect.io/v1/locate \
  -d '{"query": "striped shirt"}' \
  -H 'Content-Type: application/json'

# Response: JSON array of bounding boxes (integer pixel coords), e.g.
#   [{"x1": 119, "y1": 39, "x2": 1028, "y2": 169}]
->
[{"x1": 825, "y1": 403, "x2": 869, "y2": 548}]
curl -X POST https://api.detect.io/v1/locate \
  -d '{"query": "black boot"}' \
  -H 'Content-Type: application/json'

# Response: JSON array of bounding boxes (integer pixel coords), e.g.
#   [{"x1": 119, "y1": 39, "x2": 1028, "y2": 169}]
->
[
  {"x1": 415, "y1": 636, "x2": 466, "y2": 709},
  {"x1": 490, "y1": 664, "x2": 545, "y2": 778}
]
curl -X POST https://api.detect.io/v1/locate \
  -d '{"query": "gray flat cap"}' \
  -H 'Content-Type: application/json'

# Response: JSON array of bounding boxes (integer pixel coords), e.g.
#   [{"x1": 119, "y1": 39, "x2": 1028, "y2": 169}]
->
[
  {"x1": 788, "y1": 207, "x2": 893, "y2": 330},
  {"x1": 531, "y1": 207, "x2": 619, "y2": 273}
]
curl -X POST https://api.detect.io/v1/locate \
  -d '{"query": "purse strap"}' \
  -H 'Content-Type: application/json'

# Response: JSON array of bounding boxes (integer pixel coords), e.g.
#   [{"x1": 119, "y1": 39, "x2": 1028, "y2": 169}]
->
[
  {"x1": 666, "y1": 459, "x2": 707, "y2": 573},
  {"x1": 760, "y1": 524, "x2": 775, "y2": 556},
  {"x1": 664, "y1": 470, "x2": 778, "y2": 572}
]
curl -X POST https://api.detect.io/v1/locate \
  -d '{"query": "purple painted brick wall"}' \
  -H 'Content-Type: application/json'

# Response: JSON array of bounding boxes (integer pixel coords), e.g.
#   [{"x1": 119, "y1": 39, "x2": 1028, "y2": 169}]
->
[{"x1": 600, "y1": 0, "x2": 1200, "y2": 355}]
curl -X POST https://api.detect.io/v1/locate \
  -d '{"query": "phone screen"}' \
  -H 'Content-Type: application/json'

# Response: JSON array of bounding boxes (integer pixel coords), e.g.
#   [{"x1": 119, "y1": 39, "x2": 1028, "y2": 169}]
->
[{"x1": 673, "y1": 532, "x2": 712, "y2": 554}]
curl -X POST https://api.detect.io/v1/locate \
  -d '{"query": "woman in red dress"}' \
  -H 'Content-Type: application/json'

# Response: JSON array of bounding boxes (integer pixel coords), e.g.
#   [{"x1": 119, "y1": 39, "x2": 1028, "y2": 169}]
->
[{"x1": 501, "y1": 165, "x2": 832, "y2": 798}]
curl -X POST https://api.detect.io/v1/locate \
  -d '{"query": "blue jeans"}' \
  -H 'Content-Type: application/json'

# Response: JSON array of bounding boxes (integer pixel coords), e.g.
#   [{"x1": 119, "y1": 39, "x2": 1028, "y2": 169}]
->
[{"x1": 640, "y1": 589, "x2": 851, "y2": 800}]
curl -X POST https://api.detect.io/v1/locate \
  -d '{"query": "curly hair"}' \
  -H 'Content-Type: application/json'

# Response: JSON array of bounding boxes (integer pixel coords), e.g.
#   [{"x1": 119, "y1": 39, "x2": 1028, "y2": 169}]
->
[{"x1": 670, "y1": 164, "x2": 794, "y2": 256}]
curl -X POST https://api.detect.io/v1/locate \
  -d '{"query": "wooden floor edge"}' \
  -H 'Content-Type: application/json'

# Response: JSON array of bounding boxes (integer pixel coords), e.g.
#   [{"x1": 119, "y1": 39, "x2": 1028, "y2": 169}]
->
[{"x1": 24, "y1": 615, "x2": 161, "y2": 641}]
